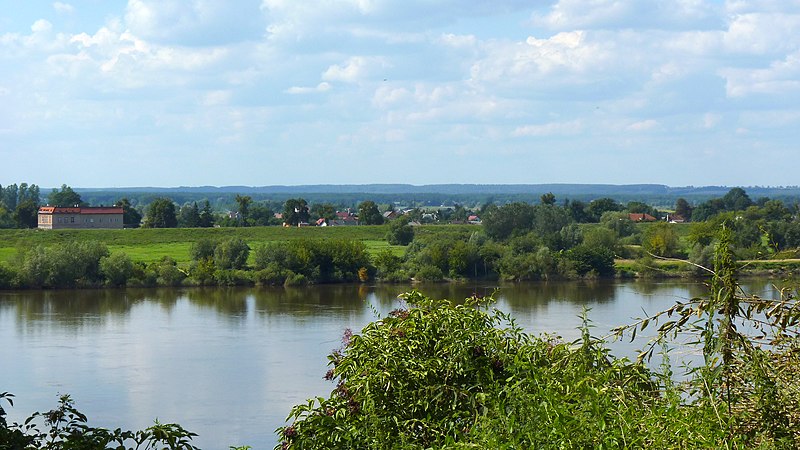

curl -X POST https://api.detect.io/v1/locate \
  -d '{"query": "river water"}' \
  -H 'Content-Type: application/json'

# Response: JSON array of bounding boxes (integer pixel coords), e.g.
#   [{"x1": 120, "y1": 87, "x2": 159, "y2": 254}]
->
[{"x1": 0, "y1": 280, "x2": 785, "y2": 448}]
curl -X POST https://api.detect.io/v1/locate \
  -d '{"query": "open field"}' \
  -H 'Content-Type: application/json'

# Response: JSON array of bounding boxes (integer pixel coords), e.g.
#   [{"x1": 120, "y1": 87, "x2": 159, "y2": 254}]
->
[{"x1": 0, "y1": 225, "x2": 424, "y2": 265}]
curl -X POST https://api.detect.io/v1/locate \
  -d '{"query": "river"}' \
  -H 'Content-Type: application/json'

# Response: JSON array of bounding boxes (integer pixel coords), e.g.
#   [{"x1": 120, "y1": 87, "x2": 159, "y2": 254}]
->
[{"x1": 0, "y1": 279, "x2": 785, "y2": 448}]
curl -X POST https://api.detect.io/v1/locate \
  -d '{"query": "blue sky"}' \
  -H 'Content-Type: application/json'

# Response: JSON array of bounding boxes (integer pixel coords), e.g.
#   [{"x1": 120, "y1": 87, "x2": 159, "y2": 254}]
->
[{"x1": 1, "y1": 0, "x2": 798, "y2": 188}]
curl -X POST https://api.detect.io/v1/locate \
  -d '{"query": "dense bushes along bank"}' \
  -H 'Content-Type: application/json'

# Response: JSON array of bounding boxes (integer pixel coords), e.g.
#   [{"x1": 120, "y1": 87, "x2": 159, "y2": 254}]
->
[
  {"x1": 5, "y1": 215, "x2": 800, "y2": 289},
  {"x1": 0, "y1": 235, "x2": 618, "y2": 289}
]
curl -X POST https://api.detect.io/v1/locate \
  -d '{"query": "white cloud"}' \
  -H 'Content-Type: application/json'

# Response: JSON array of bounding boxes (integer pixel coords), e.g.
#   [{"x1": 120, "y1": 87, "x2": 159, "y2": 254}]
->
[
  {"x1": 53, "y1": 2, "x2": 74, "y2": 14},
  {"x1": 124, "y1": 0, "x2": 264, "y2": 46},
  {"x1": 626, "y1": 119, "x2": 658, "y2": 131},
  {"x1": 513, "y1": 120, "x2": 583, "y2": 137},
  {"x1": 721, "y1": 50, "x2": 800, "y2": 97},
  {"x1": 469, "y1": 31, "x2": 612, "y2": 89},
  {"x1": 530, "y1": 0, "x2": 721, "y2": 31},
  {"x1": 322, "y1": 56, "x2": 387, "y2": 83},
  {"x1": 722, "y1": 13, "x2": 800, "y2": 55},
  {"x1": 285, "y1": 82, "x2": 331, "y2": 94}
]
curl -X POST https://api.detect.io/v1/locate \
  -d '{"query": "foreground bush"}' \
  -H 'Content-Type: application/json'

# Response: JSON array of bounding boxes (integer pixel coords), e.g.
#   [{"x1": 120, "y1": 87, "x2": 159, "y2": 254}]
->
[
  {"x1": 278, "y1": 292, "x2": 664, "y2": 449},
  {"x1": 0, "y1": 393, "x2": 201, "y2": 450}
]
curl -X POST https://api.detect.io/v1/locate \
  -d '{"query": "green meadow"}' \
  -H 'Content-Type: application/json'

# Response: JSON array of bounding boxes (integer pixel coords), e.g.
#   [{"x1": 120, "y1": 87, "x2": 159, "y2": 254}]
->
[{"x1": 0, "y1": 225, "x2": 456, "y2": 266}]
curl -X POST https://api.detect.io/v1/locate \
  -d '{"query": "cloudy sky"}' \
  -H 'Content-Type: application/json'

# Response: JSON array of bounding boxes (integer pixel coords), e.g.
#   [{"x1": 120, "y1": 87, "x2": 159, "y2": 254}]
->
[{"x1": 1, "y1": 0, "x2": 799, "y2": 188}]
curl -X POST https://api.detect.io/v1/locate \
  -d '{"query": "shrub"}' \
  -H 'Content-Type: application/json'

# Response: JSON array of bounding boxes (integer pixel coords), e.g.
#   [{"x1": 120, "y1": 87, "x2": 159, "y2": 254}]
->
[
  {"x1": 189, "y1": 238, "x2": 217, "y2": 261},
  {"x1": 386, "y1": 217, "x2": 414, "y2": 245},
  {"x1": 0, "y1": 392, "x2": 201, "y2": 449},
  {"x1": 414, "y1": 264, "x2": 444, "y2": 282},
  {"x1": 253, "y1": 239, "x2": 371, "y2": 283},
  {"x1": 214, "y1": 237, "x2": 250, "y2": 270},
  {"x1": 565, "y1": 244, "x2": 615, "y2": 277},
  {"x1": 0, "y1": 263, "x2": 16, "y2": 289},
  {"x1": 214, "y1": 269, "x2": 252, "y2": 286},
  {"x1": 18, "y1": 241, "x2": 109, "y2": 288},
  {"x1": 154, "y1": 257, "x2": 186, "y2": 286},
  {"x1": 188, "y1": 257, "x2": 216, "y2": 285},
  {"x1": 100, "y1": 252, "x2": 134, "y2": 287},
  {"x1": 252, "y1": 264, "x2": 289, "y2": 286},
  {"x1": 278, "y1": 292, "x2": 657, "y2": 449},
  {"x1": 284, "y1": 272, "x2": 308, "y2": 287}
]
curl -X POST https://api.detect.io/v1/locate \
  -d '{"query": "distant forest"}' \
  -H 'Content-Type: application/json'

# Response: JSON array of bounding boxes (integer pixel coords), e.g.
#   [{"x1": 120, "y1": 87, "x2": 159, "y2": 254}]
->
[{"x1": 74, "y1": 184, "x2": 800, "y2": 211}]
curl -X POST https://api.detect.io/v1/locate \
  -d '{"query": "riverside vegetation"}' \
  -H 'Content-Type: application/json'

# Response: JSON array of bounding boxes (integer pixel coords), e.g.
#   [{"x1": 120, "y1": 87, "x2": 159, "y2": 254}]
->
[
  {"x1": 3, "y1": 227, "x2": 799, "y2": 448},
  {"x1": 5, "y1": 186, "x2": 800, "y2": 288}
]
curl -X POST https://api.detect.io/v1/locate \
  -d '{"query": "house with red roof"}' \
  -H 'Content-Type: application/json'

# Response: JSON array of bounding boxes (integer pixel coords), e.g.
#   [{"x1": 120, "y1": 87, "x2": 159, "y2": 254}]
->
[
  {"x1": 38, "y1": 206, "x2": 124, "y2": 229},
  {"x1": 628, "y1": 213, "x2": 657, "y2": 222}
]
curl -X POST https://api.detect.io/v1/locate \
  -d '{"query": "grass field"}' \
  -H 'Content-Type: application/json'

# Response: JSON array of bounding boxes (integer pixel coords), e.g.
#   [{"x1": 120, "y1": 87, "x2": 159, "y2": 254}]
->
[{"x1": 0, "y1": 225, "x2": 420, "y2": 265}]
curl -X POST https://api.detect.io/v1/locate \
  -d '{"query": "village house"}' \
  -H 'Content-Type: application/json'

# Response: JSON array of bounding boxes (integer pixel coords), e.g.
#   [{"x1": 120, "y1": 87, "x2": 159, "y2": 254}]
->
[
  {"x1": 38, "y1": 206, "x2": 124, "y2": 229},
  {"x1": 628, "y1": 213, "x2": 657, "y2": 222}
]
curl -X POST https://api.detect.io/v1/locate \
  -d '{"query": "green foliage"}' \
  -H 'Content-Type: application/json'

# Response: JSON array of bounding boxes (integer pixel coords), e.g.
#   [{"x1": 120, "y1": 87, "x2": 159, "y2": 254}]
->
[
  {"x1": 116, "y1": 197, "x2": 143, "y2": 228},
  {"x1": 582, "y1": 226, "x2": 618, "y2": 251},
  {"x1": 481, "y1": 202, "x2": 535, "y2": 240},
  {"x1": 253, "y1": 239, "x2": 371, "y2": 283},
  {"x1": 14, "y1": 199, "x2": 39, "y2": 229},
  {"x1": 586, "y1": 197, "x2": 623, "y2": 222},
  {"x1": 199, "y1": 201, "x2": 215, "y2": 228},
  {"x1": 373, "y1": 248, "x2": 406, "y2": 281},
  {"x1": 0, "y1": 392, "x2": 201, "y2": 450},
  {"x1": 283, "y1": 198, "x2": 310, "y2": 226},
  {"x1": 600, "y1": 211, "x2": 637, "y2": 238},
  {"x1": 614, "y1": 225, "x2": 800, "y2": 447},
  {"x1": 47, "y1": 184, "x2": 84, "y2": 207},
  {"x1": 385, "y1": 216, "x2": 414, "y2": 245},
  {"x1": 413, "y1": 264, "x2": 444, "y2": 281},
  {"x1": 178, "y1": 202, "x2": 201, "y2": 228},
  {"x1": 153, "y1": 256, "x2": 186, "y2": 286},
  {"x1": 358, "y1": 200, "x2": 384, "y2": 225},
  {"x1": 0, "y1": 263, "x2": 16, "y2": 289},
  {"x1": 235, "y1": 195, "x2": 252, "y2": 226},
  {"x1": 642, "y1": 222, "x2": 680, "y2": 257},
  {"x1": 214, "y1": 237, "x2": 250, "y2": 270},
  {"x1": 143, "y1": 198, "x2": 178, "y2": 228},
  {"x1": 99, "y1": 252, "x2": 135, "y2": 287},
  {"x1": 278, "y1": 292, "x2": 656, "y2": 449},
  {"x1": 18, "y1": 241, "x2": 110, "y2": 288},
  {"x1": 564, "y1": 244, "x2": 616, "y2": 277}
]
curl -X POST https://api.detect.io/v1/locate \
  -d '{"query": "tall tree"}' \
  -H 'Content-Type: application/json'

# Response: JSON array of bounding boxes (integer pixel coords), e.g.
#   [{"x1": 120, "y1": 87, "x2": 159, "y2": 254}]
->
[
  {"x1": 674, "y1": 198, "x2": 692, "y2": 220},
  {"x1": 721, "y1": 187, "x2": 753, "y2": 211},
  {"x1": 235, "y1": 194, "x2": 252, "y2": 226},
  {"x1": 142, "y1": 198, "x2": 177, "y2": 228},
  {"x1": 178, "y1": 202, "x2": 201, "y2": 228},
  {"x1": 481, "y1": 202, "x2": 536, "y2": 240},
  {"x1": 311, "y1": 203, "x2": 337, "y2": 221},
  {"x1": 18, "y1": 183, "x2": 40, "y2": 205},
  {"x1": 540, "y1": 192, "x2": 556, "y2": 205},
  {"x1": 116, "y1": 198, "x2": 142, "y2": 227},
  {"x1": 358, "y1": 201, "x2": 384, "y2": 225},
  {"x1": 14, "y1": 199, "x2": 39, "y2": 228},
  {"x1": 586, "y1": 198, "x2": 623, "y2": 222},
  {"x1": 199, "y1": 200, "x2": 215, "y2": 228},
  {"x1": 48, "y1": 184, "x2": 83, "y2": 207},
  {"x1": 2, "y1": 184, "x2": 18, "y2": 210},
  {"x1": 283, "y1": 198, "x2": 310, "y2": 226}
]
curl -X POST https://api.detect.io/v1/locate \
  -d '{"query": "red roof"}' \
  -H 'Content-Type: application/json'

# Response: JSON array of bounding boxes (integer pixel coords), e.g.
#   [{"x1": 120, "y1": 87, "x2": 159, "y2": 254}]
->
[
  {"x1": 39, "y1": 206, "x2": 123, "y2": 214},
  {"x1": 628, "y1": 213, "x2": 657, "y2": 222}
]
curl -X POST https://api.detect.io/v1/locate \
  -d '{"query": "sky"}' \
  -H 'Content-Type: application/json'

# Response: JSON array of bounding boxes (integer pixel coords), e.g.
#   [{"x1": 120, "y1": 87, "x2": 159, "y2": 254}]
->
[{"x1": 1, "y1": 0, "x2": 799, "y2": 188}]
